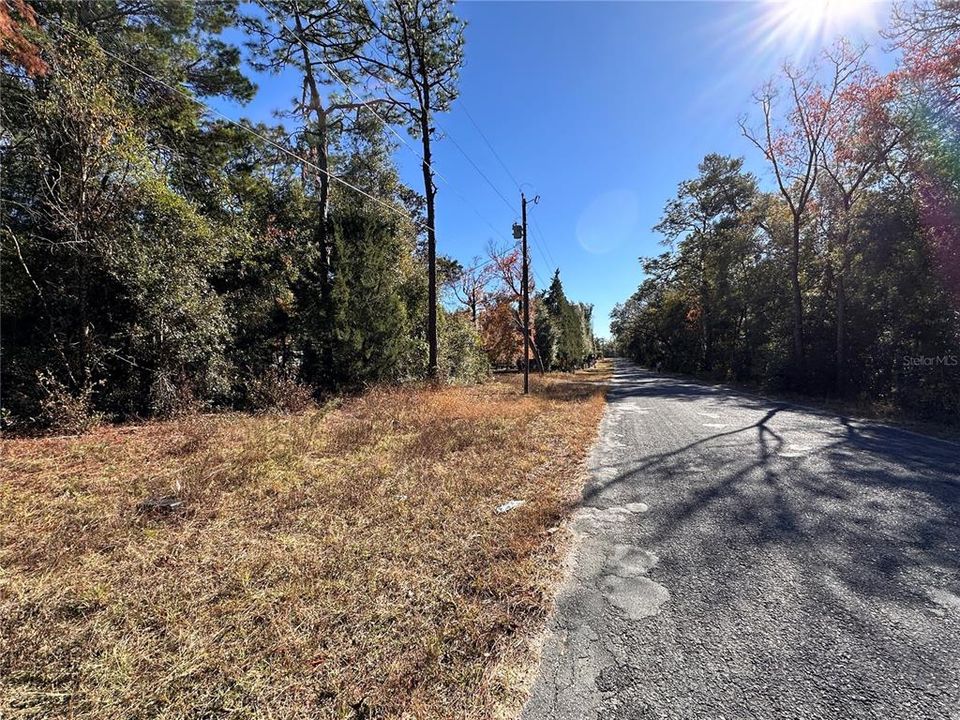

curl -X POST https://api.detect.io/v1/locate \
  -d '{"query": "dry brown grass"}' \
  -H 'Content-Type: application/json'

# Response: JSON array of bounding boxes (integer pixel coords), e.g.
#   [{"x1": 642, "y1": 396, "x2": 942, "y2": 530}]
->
[{"x1": 0, "y1": 362, "x2": 610, "y2": 720}]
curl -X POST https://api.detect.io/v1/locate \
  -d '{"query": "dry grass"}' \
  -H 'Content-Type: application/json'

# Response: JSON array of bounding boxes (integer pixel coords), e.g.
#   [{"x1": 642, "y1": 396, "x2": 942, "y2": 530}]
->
[{"x1": 0, "y1": 362, "x2": 610, "y2": 720}]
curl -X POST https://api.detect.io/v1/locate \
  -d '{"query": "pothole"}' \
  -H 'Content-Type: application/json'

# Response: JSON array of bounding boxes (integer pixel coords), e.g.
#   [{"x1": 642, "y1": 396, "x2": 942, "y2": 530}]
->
[{"x1": 602, "y1": 576, "x2": 670, "y2": 620}]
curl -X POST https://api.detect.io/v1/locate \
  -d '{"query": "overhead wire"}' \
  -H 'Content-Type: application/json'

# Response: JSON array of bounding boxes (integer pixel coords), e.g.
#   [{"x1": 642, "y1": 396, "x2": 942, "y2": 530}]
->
[
  {"x1": 365, "y1": 0, "x2": 520, "y2": 220},
  {"x1": 434, "y1": 82, "x2": 557, "y2": 286},
  {"x1": 57, "y1": 11, "x2": 537, "y2": 296},
  {"x1": 456, "y1": 99, "x2": 523, "y2": 192},
  {"x1": 51, "y1": 19, "x2": 419, "y2": 227},
  {"x1": 254, "y1": 0, "x2": 522, "y2": 253},
  {"x1": 359, "y1": 0, "x2": 560, "y2": 298}
]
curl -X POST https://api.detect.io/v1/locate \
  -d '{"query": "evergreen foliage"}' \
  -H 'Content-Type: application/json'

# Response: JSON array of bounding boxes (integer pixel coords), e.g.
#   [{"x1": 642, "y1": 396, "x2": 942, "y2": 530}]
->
[
  {"x1": 0, "y1": 0, "x2": 485, "y2": 431},
  {"x1": 535, "y1": 271, "x2": 596, "y2": 372}
]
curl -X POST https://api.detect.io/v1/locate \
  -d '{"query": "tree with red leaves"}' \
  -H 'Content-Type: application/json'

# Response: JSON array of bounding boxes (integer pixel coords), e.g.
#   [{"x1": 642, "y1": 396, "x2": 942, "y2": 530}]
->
[
  {"x1": 740, "y1": 41, "x2": 866, "y2": 383},
  {"x1": 0, "y1": 0, "x2": 48, "y2": 77},
  {"x1": 484, "y1": 240, "x2": 535, "y2": 368},
  {"x1": 888, "y1": 0, "x2": 960, "y2": 305},
  {"x1": 818, "y1": 68, "x2": 904, "y2": 392},
  {"x1": 889, "y1": 0, "x2": 960, "y2": 110}
]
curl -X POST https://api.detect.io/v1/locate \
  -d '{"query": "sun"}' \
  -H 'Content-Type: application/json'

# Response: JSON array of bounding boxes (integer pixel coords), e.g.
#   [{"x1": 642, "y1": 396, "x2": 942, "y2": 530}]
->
[
  {"x1": 776, "y1": 0, "x2": 876, "y2": 32},
  {"x1": 755, "y1": 0, "x2": 882, "y2": 57}
]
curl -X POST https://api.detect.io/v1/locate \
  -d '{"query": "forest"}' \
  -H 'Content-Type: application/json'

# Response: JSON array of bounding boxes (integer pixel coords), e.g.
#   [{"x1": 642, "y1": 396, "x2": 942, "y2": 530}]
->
[
  {"x1": 0, "y1": 0, "x2": 596, "y2": 433},
  {"x1": 611, "y1": 3, "x2": 960, "y2": 421},
  {"x1": 2, "y1": 3, "x2": 958, "y2": 717}
]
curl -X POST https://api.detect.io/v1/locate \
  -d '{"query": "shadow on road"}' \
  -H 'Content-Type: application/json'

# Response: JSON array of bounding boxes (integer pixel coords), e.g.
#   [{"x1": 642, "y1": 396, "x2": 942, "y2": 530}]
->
[
  {"x1": 526, "y1": 358, "x2": 960, "y2": 719},
  {"x1": 583, "y1": 362, "x2": 960, "y2": 617}
]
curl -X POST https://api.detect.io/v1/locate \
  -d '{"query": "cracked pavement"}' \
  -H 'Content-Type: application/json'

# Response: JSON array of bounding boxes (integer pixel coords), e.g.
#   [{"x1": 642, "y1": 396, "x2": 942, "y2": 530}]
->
[{"x1": 522, "y1": 359, "x2": 960, "y2": 720}]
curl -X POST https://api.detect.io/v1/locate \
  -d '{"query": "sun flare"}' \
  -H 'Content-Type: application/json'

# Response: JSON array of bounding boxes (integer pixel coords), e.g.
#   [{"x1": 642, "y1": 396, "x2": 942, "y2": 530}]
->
[
  {"x1": 759, "y1": 0, "x2": 882, "y2": 57},
  {"x1": 778, "y1": 0, "x2": 876, "y2": 31}
]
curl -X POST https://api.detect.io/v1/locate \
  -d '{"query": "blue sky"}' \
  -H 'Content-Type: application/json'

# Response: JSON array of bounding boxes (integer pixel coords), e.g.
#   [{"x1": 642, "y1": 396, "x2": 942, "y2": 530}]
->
[{"x1": 219, "y1": 0, "x2": 895, "y2": 337}]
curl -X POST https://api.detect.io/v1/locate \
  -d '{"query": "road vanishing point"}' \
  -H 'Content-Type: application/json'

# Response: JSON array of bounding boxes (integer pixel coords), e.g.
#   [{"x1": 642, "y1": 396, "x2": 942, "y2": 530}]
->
[{"x1": 523, "y1": 359, "x2": 959, "y2": 720}]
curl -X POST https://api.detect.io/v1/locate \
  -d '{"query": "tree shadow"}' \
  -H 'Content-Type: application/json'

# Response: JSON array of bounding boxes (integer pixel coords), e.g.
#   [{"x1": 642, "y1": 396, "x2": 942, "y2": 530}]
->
[
  {"x1": 579, "y1": 359, "x2": 960, "y2": 620},
  {"x1": 546, "y1": 360, "x2": 960, "y2": 715}
]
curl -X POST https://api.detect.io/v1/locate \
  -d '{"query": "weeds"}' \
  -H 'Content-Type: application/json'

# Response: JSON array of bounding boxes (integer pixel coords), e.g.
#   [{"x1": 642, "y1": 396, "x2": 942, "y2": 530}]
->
[{"x1": 0, "y1": 362, "x2": 610, "y2": 719}]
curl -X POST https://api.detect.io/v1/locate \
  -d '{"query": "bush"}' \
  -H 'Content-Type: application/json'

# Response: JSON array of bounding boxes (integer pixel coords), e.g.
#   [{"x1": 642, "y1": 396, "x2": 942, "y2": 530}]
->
[
  {"x1": 245, "y1": 368, "x2": 315, "y2": 413},
  {"x1": 36, "y1": 370, "x2": 102, "y2": 434},
  {"x1": 440, "y1": 311, "x2": 491, "y2": 384}
]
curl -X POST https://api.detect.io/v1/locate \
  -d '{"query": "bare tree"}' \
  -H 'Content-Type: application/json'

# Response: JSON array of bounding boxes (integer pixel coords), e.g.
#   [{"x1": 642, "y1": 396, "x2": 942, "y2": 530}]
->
[
  {"x1": 449, "y1": 256, "x2": 494, "y2": 327},
  {"x1": 740, "y1": 42, "x2": 865, "y2": 374}
]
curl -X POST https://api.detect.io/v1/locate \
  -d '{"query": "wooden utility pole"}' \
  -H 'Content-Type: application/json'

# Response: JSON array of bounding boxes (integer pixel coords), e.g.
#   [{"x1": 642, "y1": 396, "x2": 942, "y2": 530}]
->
[
  {"x1": 514, "y1": 192, "x2": 539, "y2": 394},
  {"x1": 521, "y1": 193, "x2": 530, "y2": 395}
]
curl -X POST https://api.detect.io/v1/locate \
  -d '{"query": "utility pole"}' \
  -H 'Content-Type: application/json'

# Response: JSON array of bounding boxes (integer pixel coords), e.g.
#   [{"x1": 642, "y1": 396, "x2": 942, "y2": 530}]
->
[
  {"x1": 514, "y1": 192, "x2": 539, "y2": 395},
  {"x1": 521, "y1": 194, "x2": 530, "y2": 395}
]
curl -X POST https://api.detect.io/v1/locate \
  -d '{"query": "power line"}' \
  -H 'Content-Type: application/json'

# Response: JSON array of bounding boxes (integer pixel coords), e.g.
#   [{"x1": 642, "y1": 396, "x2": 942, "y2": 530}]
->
[
  {"x1": 530, "y1": 214, "x2": 558, "y2": 272},
  {"x1": 365, "y1": 0, "x2": 520, "y2": 218},
  {"x1": 51, "y1": 19, "x2": 420, "y2": 228},
  {"x1": 457, "y1": 99, "x2": 523, "y2": 192},
  {"x1": 438, "y1": 128, "x2": 519, "y2": 215},
  {"x1": 293, "y1": 4, "x2": 545, "y2": 295},
  {"x1": 434, "y1": 85, "x2": 557, "y2": 283},
  {"x1": 60, "y1": 11, "x2": 533, "y2": 298},
  {"x1": 530, "y1": 263, "x2": 547, "y2": 290},
  {"x1": 253, "y1": 0, "x2": 522, "y2": 253},
  {"x1": 526, "y1": 225, "x2": 551, "y2": 282},
  {"x1": 58, "y1": 16, "x2": 530, "y2": 336},
  {"x1": 459, "y1": 244, "x2": 520, "y2": 277},
  {"x1": 432, "y1": 85, "x2": 557, "y2": 282},
  {"x1": 250, "y1": 0, "x2": 454, "y2": 185},
  {"x1": 299, "y1": 3, "x2": 558, "y2": 338}
]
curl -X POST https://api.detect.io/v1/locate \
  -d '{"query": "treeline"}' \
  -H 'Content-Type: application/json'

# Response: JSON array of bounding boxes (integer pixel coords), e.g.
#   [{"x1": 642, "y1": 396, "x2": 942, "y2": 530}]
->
[
  {"x1": 611, "y1": 3, "x2": 960, "y2": 420},
  {"x1": 0, "y1": 0, "x2": 518, "y2": 432},
  {"x1": 534, "y1": 272, "x2": 596, "y2": 371},
  {"x1": 448, "y1": 248, "x2": 596, "y2": 373}
]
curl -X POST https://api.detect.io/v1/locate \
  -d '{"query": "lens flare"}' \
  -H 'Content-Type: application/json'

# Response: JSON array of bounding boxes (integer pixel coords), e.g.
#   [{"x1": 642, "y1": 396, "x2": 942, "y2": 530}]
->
[
  {"x1": 755, "y1": 0, "x2": 883, "y2": 59},
  {"x1": 776, "y1": 0, "x2": 875, "y2": 31}
]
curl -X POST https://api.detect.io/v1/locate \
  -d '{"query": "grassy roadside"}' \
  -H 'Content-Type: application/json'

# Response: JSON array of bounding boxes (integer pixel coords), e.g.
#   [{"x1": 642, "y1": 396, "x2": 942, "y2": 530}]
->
[{"x1": 0, "y1": 362, "x2": 610, "y2": 719}]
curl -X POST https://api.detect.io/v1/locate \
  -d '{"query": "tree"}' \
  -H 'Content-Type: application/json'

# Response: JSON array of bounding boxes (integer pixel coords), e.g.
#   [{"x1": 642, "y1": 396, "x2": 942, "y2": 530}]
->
[
  {"x1": 0, "y1": 0, "x2": 48, "y2": 76},
  {"x1": 740, "y1": 42, "x2": 865, "y2": 380},
  {"x1": 245, "y1": 0, "x2": 378, "y2": 385},
  {"x1": 0, "y1": 0, "x2": 491, "y2": 431},
  {"x1": 818, "y1": 69, "x2": 903, "y2": 392},
  {"x1": 537, "y1": 271, "x2": 593, "y2": 371},
  {"x1": 486, "y1": 240, "x2": 540, "y2": 369},
  {"x1": 654, "y1": 154, "x2": 758, "y2": 372},
  {"x1": 363, "y1": 0, "x2": 465, "y2": 378},
  {"x1": 889, "y1": 0, "x2": 960, "y2": 110},
  {"x1": 439, "y1": 310, "x2": 490, "y2": 383},
  {"x1": 327, "y1": 205, "x2": 413, "y2": 387},
  {"x1": 1, "y1": 2, "x2": 255, "y2": 424},
  {"x1": 888, "y1": 0, "x2": 960, "y2": 306},
  {"x1": 447, "y1": 256, "x2": 494, "y2": 326}
]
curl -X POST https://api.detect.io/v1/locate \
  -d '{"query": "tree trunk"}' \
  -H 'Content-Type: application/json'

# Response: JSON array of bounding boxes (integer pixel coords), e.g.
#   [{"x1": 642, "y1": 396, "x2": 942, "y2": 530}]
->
[
  {"x1": 836, "y1": 270, "x2": 846, "y2": 395},
  {"x1": 419, "y1": 91, "x2": 438, "y2": 378},
  {"x1": 294, "y1": 10, "x2": 334, "y2": 382},
  {"x1": 699, "y1": 245, "x2": 711, "y2": 372},
  {"x1": 835, "y1": 197, "x2": 853, "y2": 397},
  {"x1": 835, "y1": 229, "x2": 851, "y2": 397},
  {"x1": 790, "y1": 218, "x2": 805, "y2": 374},
  {"x1": 314, "y1": 117, "x2": 333, "y2": 372}
]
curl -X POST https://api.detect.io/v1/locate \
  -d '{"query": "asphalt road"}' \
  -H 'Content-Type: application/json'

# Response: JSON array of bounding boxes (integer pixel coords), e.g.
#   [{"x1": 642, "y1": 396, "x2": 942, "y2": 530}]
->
[{"x1": 523, "y1": 359, "x2": 960, "y2": 720}]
